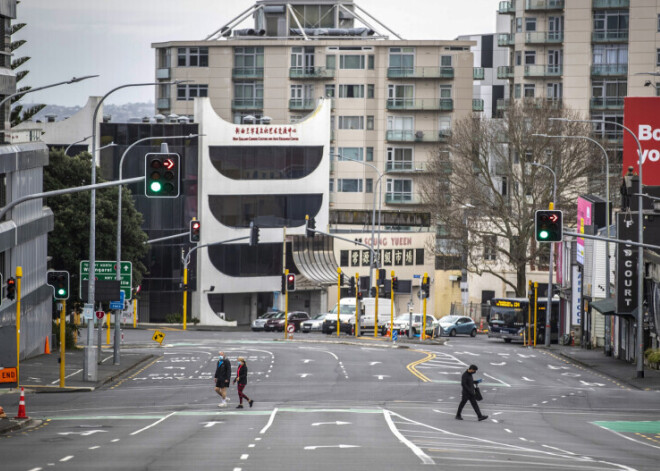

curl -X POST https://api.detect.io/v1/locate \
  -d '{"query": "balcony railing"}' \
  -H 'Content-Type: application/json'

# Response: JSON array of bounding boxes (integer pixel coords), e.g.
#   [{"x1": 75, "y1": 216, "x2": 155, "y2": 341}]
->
[
  {"x1": 496, "y1": 98, "x2": 510, "y2": 111},
  {"x1": 590, "y1": 97, "x2": 624, "y2": 110},
  {"x1": 498, "y1": 1, "x2": 515, "y2": 14},
  {"x1": 497, "y1": 66, "x2": 514, "y2": 79},
  {"x1": 525, "y1": 31, "x2": 563, "y2": 44},
  {"x1": 289, "y1": 66, "x2": 335, "y2": 79},
  {"x1": 472, "y1": 99, "x2": 484, "y2": 112},
  {"x1": 157, "y1": 98, "x2": 170, "y2": 110},
  {"x1": 385, "y1": 193, "x2": 421, "y2": 204},
  {"x1": 524, "y1": 64, "x2": 562, "y2": 77},
  {"x1": 387, "y1": 66, "x2": 454, "y2": 79},
  {"x1": 385, "y1": 130, "x2": 451, "y2": 143},
  {"x1": 156, "y1": 68, "x2": 171, "y2": 80},
  {"x1": 497, "y1": 33, "x2": 515, "y2": 47},
  {"x1": 592, "y1": 30, "x2": 629, "y2": 43},
  {"x1": 591, "y1": 64, "x2": 627, "y2": 76},
  {"x1": 386, "y1": 98, "x2": 453, "y2": 111},
  {"x1": 289, "y1": 98, "x2": 316, "y2": 110},
  {"x1": 473, "y1": 67, "x2": 485, "y2": 80},
  {"x1": 385, "y1": 162, "x2": 428, "y2": 173},
  {"x1": 232, "y1": 67, "x2": 264, "y2": 79},
  {"x1": 525, "y1": 0, "x2": 564, "y2": 10},
  {"x1": 593, "y1": 0, "x2": 629, "y2": 8},
  {"x1": 231, "y1": 98, "x2": 264, "y2": 110}
]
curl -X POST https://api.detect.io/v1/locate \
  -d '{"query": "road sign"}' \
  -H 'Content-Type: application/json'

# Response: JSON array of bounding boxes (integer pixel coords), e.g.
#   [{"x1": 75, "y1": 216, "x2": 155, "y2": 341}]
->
[
  {"x1": 109, "y1": 291, "x2": 125, "y2": 310},
  {"x1": 0, "y1": 367, "x2": 17, "y2": 385},
  {"x1": 80, "y1": 261, "x2": 132, "y2": 300},
  {"x1": 95, "y1": 311, "x2": 105, "y2": 319},
  {"x1": 82, "y1": 303, "x2": 93, "y2": 320},
  {"x1": 287, "y1": 324, "x2": 295, "y2": 333},
  {"x1": 392, "y1": 330, "x2": 398, "y2": 342},
  {"x1": 152, "y1": 330, "x2": 165, "y2": 345}
]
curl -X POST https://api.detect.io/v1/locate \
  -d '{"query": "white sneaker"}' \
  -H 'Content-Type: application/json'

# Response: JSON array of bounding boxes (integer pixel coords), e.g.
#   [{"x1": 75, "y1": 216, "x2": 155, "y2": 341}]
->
[
  {"x1": 225, "y1": 397, "x2": 231, "y2": 401},
  {"x1": 218, "y1": 402, "x2": 227, "y2": 408}
]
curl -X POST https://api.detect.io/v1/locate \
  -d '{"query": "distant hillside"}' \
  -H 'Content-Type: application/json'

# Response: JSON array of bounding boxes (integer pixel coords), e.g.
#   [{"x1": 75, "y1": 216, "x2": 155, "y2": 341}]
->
[{"x1": 32, "y1": 102, "x2": 156, "y2": 123}]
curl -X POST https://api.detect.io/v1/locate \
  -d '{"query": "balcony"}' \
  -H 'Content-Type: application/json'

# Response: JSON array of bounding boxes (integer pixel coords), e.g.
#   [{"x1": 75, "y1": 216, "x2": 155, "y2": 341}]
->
[
  {"x1": 472, "y1": 99, "x2": 484, "y2": 112},
  {"x1": 289, "y1": 66, "x2": 335, "y2": 80},
  {"x1": 385, "y1": 193, "x2": 422, "y2": 204},
  {"x1": 386, "y1": 98, "x2": 453, "y2": 111},
  {"x1": 385, "y1": 130, "x2": 451, "y2": 143},
  {"x1": 496, "y1": 98, "x2": 510, "y2": 112},
  {"x1": 524, "y1": 64, "x2": 562, "y2": 78},
  {"x1": 497, "y1": 66, "x2": 514, "y2": 79},
  {"x1": 387, "y1": 66, "x2": 454, "y2": 79},
  {"x1": 497, "y1": 33, "x2": 515, "y2": 47},
  {"x1": 473, "y1": 67, "x2": 485, "y2": 80},
  {"x1": 231, "y1": 98, "x2": 264, "y2": 110},
  {"x1": 593, "y1": 0, "x2": 629, "y2": 8},
  {"x1": 232, "y1": 67, "x2": 264, "y2": 79},
  {"x1": 525, "y1": 0, "x2": 564, "y2": 10},
  {"x1": 591, "y1": 64, "x2": 627, "y2": 77},
  {"x1": 590, "y1": 97, "x2": 624, "y2": 110},
  {"x1": 386, "y1": 162, "x2": 428, "y2": 173},
  {"x1": 525, "y1": 31, "x2": 563, "y2": 44},
  {"x1": 498, "y1": 1, "x2": 515, "y2": 14},
  {"x1": 156, "y1": 68, "x2": 170, "y2": 80},
  {"x1": 157, "y1": 98, "x2": 170, "y2": 110},
  {"x1": 289, "y1": 98, "x2": 316, "y2": 110},
  {"x1": 592, "y1": 30, "x2": 629, "y2": 43}
]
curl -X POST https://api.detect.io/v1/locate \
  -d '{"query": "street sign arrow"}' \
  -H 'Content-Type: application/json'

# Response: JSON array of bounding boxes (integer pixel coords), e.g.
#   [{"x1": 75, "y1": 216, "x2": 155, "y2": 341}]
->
[
  {"x1": 299, "y1": 373, "x2": 311, "y2": 378},
  {"x1": 311, "y1": 421, "x2": 351, "y2": 427},
  {"x1": 304, "y1": 445, "x2": 360, "y2": 450},
  {"x1": 59, "y1": 430, "x2": 107, "y2": 436},
  {"x1": 369, "y1": 361, "x2": 382, "y2": 366},
  {"x1": 302, "y1": 359, "x2": 314, "y2": 363},
  {"x1": 164, "y1": 158, "x2": 175, "y2": 170},
  {"x1": 201, "y1": 421, "x2": 224, "y2": 428}
]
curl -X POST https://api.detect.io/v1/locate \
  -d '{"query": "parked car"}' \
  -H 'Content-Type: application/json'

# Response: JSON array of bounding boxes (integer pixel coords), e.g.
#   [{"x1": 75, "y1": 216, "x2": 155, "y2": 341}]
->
[
  {"x1": 435, "y1": 315, "x2": 477, "y2": 337},
  {"x1": 263, "y1": 312, "x2": 286, "y2": 332},
  {"x1": 251, "y1": 311, "x2": 280, "y2": 331},
  {"x1": 267, "y1": 311, "x2": 310, "y2": 332},
  {"x1": 301, "y1": 313, "x2": 326, "y2": 333},
  {"x1": 385, "y1": 313, "x2": 436, "y2": 337}
]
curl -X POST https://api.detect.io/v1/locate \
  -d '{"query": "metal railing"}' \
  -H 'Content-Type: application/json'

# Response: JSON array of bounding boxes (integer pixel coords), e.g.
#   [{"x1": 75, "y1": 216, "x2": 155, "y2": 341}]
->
[
  {"x1": 386, "y1": 98, "x2": 453, "y2": 111},
  {"x1": 498, "y1": 1, "x2": 515, "y2": 14},
  {"x1": 525, "y1": 31, "x2": 563, "y2": 44},
  {"x1": 524, "y1": 64, "x2": 562, "y2": 77},
  {"x1": 385, "y1": 129, "x2": 451, "y2": 142},
  {"x1": 289, "y1": 67, "x2": 335, "y2": 79},
  {"x1": 590, "y1": 97, "x2": 624, "y2": 110},
  {"x1": 497, "y1": 33, "x2": 515, "y2": 47},
  {"x1": 231, "y1": 98, "x2": 264, "y2": 109},
  {"x1": 593, "y1": 0, "x2": 629, "y2": 8},
  {"x1": 590, "y1": 64, "x2": 627, "y2": 76},
  {"x1": 472, "y1": 99, "x2": 484, "y2": 112},
  {"x1": 289, "y1": 98, "x2": 316, "y2": 110},
  {"x1": 387, "y1": 66, "x2": 454, "y2": 79},
  {"x1": 232, "y1": 67, "x2": 264, "y2": 79},
  {"x1": 497, "y1": 66, "x2": 514, "y2": 79},
  {"x1": 525, "y1": 0, "x2": 564, "y2": 10},
  {"x1": 473, "y1": 67, "x2": 485, "y2": 80},
  {"x1": 592, "y1": 30, "x2": 629, "y2": 43}
]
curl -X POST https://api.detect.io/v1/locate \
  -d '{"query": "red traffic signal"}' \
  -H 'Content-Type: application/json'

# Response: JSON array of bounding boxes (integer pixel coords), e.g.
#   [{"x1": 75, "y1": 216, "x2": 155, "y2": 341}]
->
[
  {"x1": 190, "y1": 219, "x2": 201, "y2": 243},
  {"x1": 6, "y1": 276, "x2": 16, "y2": 300},
  {"x1": 286, "y1": 274, "x2": 296, "y2": 292}
]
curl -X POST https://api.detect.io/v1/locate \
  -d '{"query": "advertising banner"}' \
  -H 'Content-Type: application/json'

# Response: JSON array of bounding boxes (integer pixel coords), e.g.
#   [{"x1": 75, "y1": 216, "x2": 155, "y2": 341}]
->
[
  {"x1": 623, "y1": 97, "x2": 660, "y2": 185},
  {"x1": 576, "y1": 197, "x2": 593, "y2": 265},
  {"x1": 616, "y1": 212, "x2": 639, "y2": 314}
]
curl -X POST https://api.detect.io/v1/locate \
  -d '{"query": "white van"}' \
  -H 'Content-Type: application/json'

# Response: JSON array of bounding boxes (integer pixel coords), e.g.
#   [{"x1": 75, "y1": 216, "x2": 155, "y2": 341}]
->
[
  {"x1": 322, "y1": 298, "x2": 358, "y2": 334},
  {"x1": 349, "y1": 298, "x2": 397, "y2": 336}
]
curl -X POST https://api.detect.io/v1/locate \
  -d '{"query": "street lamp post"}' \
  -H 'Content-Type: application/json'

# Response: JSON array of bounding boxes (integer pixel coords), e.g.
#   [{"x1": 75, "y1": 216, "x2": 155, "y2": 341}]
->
[
  {"x1": 86, "y1": 80, "x2": 186, "y2": 380},
  {"x1": 64, "y1": 135, "x2": 93, "y2": 156},
  {"x1": 529, "y1": 161, "x2": 556, "y2": 348},
  {"x1": 0, "y1": 75, "x2": 98, "y2": 110},
  {"x1": 550, "y1": 117, "x2": 645, "y2": 378},
  {"x1": 533, "y1": 133, "x2": 612, "y2": 354}
]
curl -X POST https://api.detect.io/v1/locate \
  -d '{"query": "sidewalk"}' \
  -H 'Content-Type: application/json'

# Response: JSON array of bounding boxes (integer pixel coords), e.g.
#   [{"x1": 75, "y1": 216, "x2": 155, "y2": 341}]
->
[
  {"x1": 0, "y1": 346, "x2": 155, "y2": 435},
  {"x1": 549, "y1": 344, "x2": 660, "y2": 391}
]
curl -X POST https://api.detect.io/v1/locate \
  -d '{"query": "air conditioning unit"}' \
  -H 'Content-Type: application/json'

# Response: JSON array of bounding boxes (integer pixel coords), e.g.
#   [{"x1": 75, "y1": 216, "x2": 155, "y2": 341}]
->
[
  {"x1": 415, "y1": 131, "x2": 424, "y2": 139},
  {"x1": 448, "y1": 275, "x2": 460, "y2": 281}
]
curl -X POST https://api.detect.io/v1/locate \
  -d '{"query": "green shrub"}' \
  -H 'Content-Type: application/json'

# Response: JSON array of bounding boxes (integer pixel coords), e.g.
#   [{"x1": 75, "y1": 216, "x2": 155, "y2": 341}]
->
[
  {"x1": 51, "y1": 321, "x2": 81, "y2": 350},
  {"x1": 647, "y1": 349, "x2": 660, "y2": 364},
  {"x1": 191, "y1": 317, "x2": 200, "y2": 326},
  {"x1": 165, "y1": 313, "x2": 183, "y2": 323}
]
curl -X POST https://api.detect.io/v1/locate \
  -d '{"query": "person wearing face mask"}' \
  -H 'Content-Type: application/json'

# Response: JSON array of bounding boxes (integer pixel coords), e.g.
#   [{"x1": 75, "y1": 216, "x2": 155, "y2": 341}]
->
[
  {"x1": 214, "y1": 351, "x2": 232, "y2": 408},
  {"x1": 233, "y1": 357, "x2": 254, "y2": 409}
]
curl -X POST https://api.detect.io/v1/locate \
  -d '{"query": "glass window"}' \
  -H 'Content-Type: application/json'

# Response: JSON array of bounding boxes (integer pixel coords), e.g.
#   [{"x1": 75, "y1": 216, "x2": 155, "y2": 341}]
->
[
  {"x1": 657, "y1": 49, "x2": 660, "y2": 67},
  {"x1": 367, "y1": 84, "x2": 375, "y2": 99},
  {"x1": 366, "y1": 116, "x2": 375, "y2": 130},
  {"x1": 208, "y1": 195, "x2": 323, "y2": 229},
  {"x1": 515, "y1": 17, "x2": 523, "y2": 33},
  {"x1": 209, "y1": 243, "x2": 283, "y2": 277},
  {"x1": 389, "y1": 47, "x2": 414, "y2": 70},
  {"x1": 325, "y1": 84, "x2": 335, "y2": 98},
  {"x1": 209, "y1": 146, "x2": 323, "y2": 180},
  {"x1": 515, "y1": 51, "x2": 522, "y2": 66},
  {"x1": 526, "y1": 17, "x2": 536, "y2": 32},
  {"x1": 483, "y1": 235, "x2": 497, "y2": 261},
  {"x1": 366, "y1": 178, "x2": 373, "y2": 193},
  {"x1": 656, "y1": 83, "x2": 660, "y2": 97},
  {"x1": 326, "y1": 54, "x2": 336, "y2": 69},
  {"x1": 386, "y1": 178, "x2": 412, "y2": 201},
  {"x1": 338, "y1": 116, "x2": 364, "y2": 130},
  {"x1": 177, "y1": 84, "x2": 208, "y2": 101},
  {"x1": 329, "y1": 178, "x2": 334, "y2": 192},
  {"x1": 525, "y1": 51, "x2": 536, "y2": 65},
  {"x1": 234, "y1": 46, "x2": 264, "y2": 69},
  {"x1": 592, "y1": 44, "x2": 628, "y2": 65},
  {"x1": 523, "y1": 84, "x2": 535, "y2": 98},
  {"x1": 387, "y1": 147, "x2": 413, "y2": 170},
  {"x1": 340, "y1": 55, "x2": 365, "y2": 69},
  {"x1": 338, "y1": 147, "x2": 363, "y2": 161},
  {"x1": 367, "y1": 54, "x2": 375, "y2": 69},
  {"x1": 177, "y1": 47, "x2": 209, "y2": 67},
  {"x1": 366, "y1": 147, "x2": 374, "y2": 162},
  {"x1": 439, "y1": 85, "x2": 452, "y2": 98},
  {"x1": 514, "y1": 83, "x2": 521, "y2": 99},
  {"x1": 339, "y1": 84, "x2": 364, "y2": 98},
  {"x1": 337, "y1": 179, "x2": 363, "y2": 192},
  {"x1": 440, "y1": 55, "x2": 452, "y2": 67}
]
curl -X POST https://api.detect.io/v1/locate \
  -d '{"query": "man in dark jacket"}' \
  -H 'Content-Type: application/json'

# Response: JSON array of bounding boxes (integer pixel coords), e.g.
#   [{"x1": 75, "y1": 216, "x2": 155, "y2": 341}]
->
[
  {"x1": 456, "y1": 364, "x2": 488, "y2": 421},
  {"x1": 214, "y1": 351, "x2": 232, "y2": 408}
]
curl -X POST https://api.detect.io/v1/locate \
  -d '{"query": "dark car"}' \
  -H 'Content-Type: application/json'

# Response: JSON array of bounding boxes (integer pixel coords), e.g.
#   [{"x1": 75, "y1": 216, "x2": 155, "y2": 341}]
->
[
  {"x1": 263, "y1": 312, "x2": 286, "y2": 332},
  {"x1": 265, "y1": 311, "x2": 310, "y2": 332}
]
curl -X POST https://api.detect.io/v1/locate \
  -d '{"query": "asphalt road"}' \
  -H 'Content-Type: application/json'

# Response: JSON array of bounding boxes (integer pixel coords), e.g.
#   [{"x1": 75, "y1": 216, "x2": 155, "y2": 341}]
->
[{"x1": 2, "y1": 330, "x2": 659, "y2": 470}]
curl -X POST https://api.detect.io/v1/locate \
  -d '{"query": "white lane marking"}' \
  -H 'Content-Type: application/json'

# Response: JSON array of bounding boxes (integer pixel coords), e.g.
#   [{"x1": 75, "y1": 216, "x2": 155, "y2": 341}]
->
[
  {"x1": 517, "y1": 354, "x2": 536, "y2": 358},
  {"x1": 111, "y1": 439, "x2": 120, "y2": 443},
  {"x1": 595, "y1": 424, "x2": 660, "y2": 452},
  {"x1": 89, "y1": 446, "x2": 100, "y2": 450},
  {"x1": 562, "y1": 373, "x2": 581, "y2": 377},
  {"x1": 130, "y1": 411, "x2": 176, "y2": 436},
  {"x1": 60, "y1": 456, "x2": 74, "y2": 462},
  {"x1": 58, "y1": 430, "x2": 107, "y2": 436},
  {"x1": 453, "y1": 351, "x2": 479, "y2": 356},
  {"x1": 260, "y1": 408, "x2": 278, "y2": 434},
  {"x1": 491, "y1": 419, "x2": 499, "y2": 423},
  {"x1": 519, "y1": 437, "x2": 528, "y2": 442},
  {"x1": 50, "y1": 369, "x2": 83, "y2": 384},
  {"x1": 542, "y1": 444, "x2": 576, "y2": 455},
  {"x1": 548, "y1": 365, "x2": 569, "y2": 370},
  {"x1": 299, "y1": 373, "x2": 311, "y2": 378},
  {"x1": 483, "y1": 373, "x2": 510, "y2": 387},
  {"x1": 302, "y1": 359, "x2": 314, "y2": 363},
  {"x1": 27, "y1": 468, "x2": 42, "y2": 471},
  {"x1": 490, "y1": 362, "x2": 506, "y2": 366},
  {"x1": 580, "y1": 380, "x2": 605, "y2": 387},
  {"x1": 493, "y1": 412, "x2": 502, "y2": 416},
  {"x1": 504, "y1": 429, "x2": 512, "y2": 433},
  {"x1": 304, "y1": 444, "x2": 360, "y2": 450},
  {"x1": 383, "y1": 410, "x2": 434, "y2": 465},
  {"x1": 312, "y1": 421, "x2": 351, "y2": 427},
  {"x1": 164, "y1": 367, "x2": 186, "y2": 370},
  {"x1": 201, "y1": 421, "x2": 224, "y2": 428},
  {"x1": 255, "y1": 437, "x2": 261, "y2": 441},
  {"x1": 248, "y1": 444, "x2": 255, "y2": 448},
  {"x1": 370, "y1": 361, "x2": 382, "y2": 366},
  {"x1": 522, "y1": 377, "x2": 535, "y2": 382},
  {"x1": 240, "y1": 454, "x2": 249, "y2": 460},
  {"x1": 375, "y1": 375, "x2": 390, "y2": 380},
  {"x1": 542, "y1": 401, "x2": 548, "y2": 404},
  {"x1": 233, "y1": 468, "x2": 242, "y2": 471}
]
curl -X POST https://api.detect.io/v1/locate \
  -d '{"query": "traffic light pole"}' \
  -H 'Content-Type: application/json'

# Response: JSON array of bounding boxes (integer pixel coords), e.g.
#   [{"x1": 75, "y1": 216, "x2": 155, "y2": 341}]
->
[{"x1": 390, "y1": 271, "x2": 395, "y2": 340}]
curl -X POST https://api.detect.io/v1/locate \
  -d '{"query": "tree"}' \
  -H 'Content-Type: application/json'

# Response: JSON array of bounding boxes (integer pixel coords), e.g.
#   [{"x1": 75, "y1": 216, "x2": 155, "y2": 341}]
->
[
  {"x1": 10, "y1": 20, "x2": 46, "y2": 126},
  {"x1": 44, "y1": 149, "x2": 149, "y2": 307},
  {"x1": 421, "y1": 100, "x2": 601, "y2": 296}
]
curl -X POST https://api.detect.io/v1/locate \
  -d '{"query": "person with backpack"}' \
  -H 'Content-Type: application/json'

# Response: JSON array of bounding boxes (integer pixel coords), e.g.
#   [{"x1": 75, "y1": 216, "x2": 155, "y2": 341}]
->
[
  {"x1": 233, "y1": 356, "x2": 254, "y2": 409},
  {"x1": 214, "y1": 351, "x2": 231, "y2": 408}
]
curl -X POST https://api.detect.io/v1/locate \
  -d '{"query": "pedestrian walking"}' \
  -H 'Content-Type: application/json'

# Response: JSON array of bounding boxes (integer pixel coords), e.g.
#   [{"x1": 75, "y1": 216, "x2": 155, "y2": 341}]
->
[
  {"x1": 214, "y1": 351, "x2": 231, "y2": 408},
  {"x1": 233, "y1": 357, "x2": 254, "y2": 409},
  {"x1": 455, "y1": 364, "x2": 488, "y2": 421}
]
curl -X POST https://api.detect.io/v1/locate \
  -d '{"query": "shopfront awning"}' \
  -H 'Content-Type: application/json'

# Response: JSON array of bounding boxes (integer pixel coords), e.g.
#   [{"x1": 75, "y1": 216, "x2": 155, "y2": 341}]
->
[
  {"x1": 291, "y1": 234, "x2": 340, "y2": 285},
  {"x1": 591, "y1": 298, "x2": 635, "y2": 317}
]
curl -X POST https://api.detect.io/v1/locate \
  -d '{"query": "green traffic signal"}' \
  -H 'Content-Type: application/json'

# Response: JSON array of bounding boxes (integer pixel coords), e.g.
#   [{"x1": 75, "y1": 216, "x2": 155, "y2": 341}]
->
[
  {"x1": 145, "y1": 153, "x2": 180, "y2": 198},
  {"x1": 534, "y1": 210, "x2": 563, "y2": 242},
  {"x1": 150, "y1": 181, "x2": 162, "y2": 193},
  {"x1": 539, "y1": 230, "x2": 549, "y2": 240}
]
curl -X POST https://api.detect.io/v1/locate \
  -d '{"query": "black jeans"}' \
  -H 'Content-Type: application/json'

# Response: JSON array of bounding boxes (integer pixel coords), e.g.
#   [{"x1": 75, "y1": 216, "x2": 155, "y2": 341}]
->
[{"x1": 457, "y1": 394, "x2": 483, "y2": 418}]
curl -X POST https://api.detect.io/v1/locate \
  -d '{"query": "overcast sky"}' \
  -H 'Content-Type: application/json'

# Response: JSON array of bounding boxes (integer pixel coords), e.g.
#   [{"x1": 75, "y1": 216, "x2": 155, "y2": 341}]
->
[{"x1": 16, "y1": 0, "x2": 499, "y2": 106}]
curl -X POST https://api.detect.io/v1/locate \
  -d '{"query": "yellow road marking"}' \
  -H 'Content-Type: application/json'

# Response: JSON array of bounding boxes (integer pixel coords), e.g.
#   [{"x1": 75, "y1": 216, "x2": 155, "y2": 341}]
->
[{"x1": 407, "y1": 350, "x2": 435, "y2": 382}]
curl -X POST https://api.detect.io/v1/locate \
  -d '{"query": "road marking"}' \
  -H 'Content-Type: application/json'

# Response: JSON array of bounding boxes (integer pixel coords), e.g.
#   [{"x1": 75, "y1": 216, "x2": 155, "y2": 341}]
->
[
  {"x1": 375, "y1": 375, "x2": 390, "y2": 380},
  {"x1": 49, "y1": 369, "x2": 83, "y2": 385},
  {"x1": 522, "y1": 377, "x2": 535, "y2": 382},
  {"x1": 580, "y1": 380, "x2": 605, "y2": 387},
  {"x1": 504, "y1": 429, "x2": 512, "y2": 433},
  {"x1": 406, "y1": 350, "x2": 436, "y2": 382},
  {"x1": 383, "y1": 410, "x2": 434, "y2": 465},
  {"x1": 312, "y1": 421, "x2": 351, "y2": 426},
  {"x1": 248, "y1": 444, "x2": 255, "y2": 448},
  {"x1": 130, "y1": 411, "x2": 176, "y2": 436},
  {"x1": 27, "y1": 468, "x2": 42, "y2": 471},
  {"x1": 89, "y1": 446, "x2": 100, "y2": 450},
  {"x1": 453, "y1": 351, "x2": 479, "y2": 356},
  {"x1": 490, "y1": 362, "x2": 506, "y2": 366},
  {"x1": 548, "y1": 365, "x2": 569, "y2": 370},
  {"x1": 299, "y1": 373, "x2": 312, "y2": 378},
  {"x1": 240, "y1": 454, "x2": 249, "y2": 460},
  {"x1": 483, "y1": 373, "x2": 510, "y2": 387},
  {"x1": 542, "y1": 444, "x2": 576, "y2": 455},
  {"x1": 111, "y1": 439, "x2": 120, "y2": 443},
  {"x1": 302, "y1": 359, "x2": 314, "y2": 363},
  {"x1": 201, "y1": 421, "x2": 224, "y2": 428},
  {"x1": 60, "y1": 456, "x2": 74, "y2": 462},
  {"x1": 304, "y1": 444, "x2": 360, "y2": 450},
  {"x1": 370, "y1": 361, "x2": 382, "y2": 366},
  {"x1": 260, "y1": 408, "x2": 278, "y2": 434},
  {"x1": 58, "y1": 430, "x2": 107, "y2": 436}
]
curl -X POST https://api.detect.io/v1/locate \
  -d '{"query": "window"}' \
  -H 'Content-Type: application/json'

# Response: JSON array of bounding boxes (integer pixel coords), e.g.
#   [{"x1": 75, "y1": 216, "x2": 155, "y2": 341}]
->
[
  {"x1": 388, "y1": 84, "x2": 414, "y2": 106},
  {"x1": 439, "y1": 85, "x2": 452, "y2": 98},
  {"x1": 515, "y1": 17, "x2": 523, "y2": 33},
  {"x1": 515, "y1": 51, "x2": 522, "y2": 66},
  {"x1": 366, "y1": 178, "x2": 373, "y2": 193},
  {"x1": 483, "y1": 236, "x2": 497, "y2": 261},
  {"x1": 525, "y1": 17, "x2": 536, "y2": 32},
  {"x1": 524, "y1": 51, "x2": 536, "y2": 65},
  {"x1": 387, "y1": 147, "x2": 413, "y2": 171},
  {"x1": 289, "y1": 4, "x2": 334, "y2": 28},
  {"x1": 234, "y1": 81, "x2": 264, "y2": 106},
  {"x1": 367, "y1": 84, "x2": 375, "y2": 99},
  {"x1": 366, "y1": 147, "x2": 374, "y2": 162},
  {"x1": 656, "y1": 83, "x2": 660, "y2": 97},
  {"x1": 337, "y1": 147, "x2": 363, "y2": 161},
  {"x1": 338, "y1": 116, "x2": 364, "y2": 130},
  {"x1": 325, "y1": 84, "x2": 335, "y2": 98},
  {"x1": 658, "y1": 14, "x2": 660, "y2": 32},
  {"x1": 340, "y1": 55, "x2": 365, "y2": 69},
  {"x1": 177, "y1": 47, "x2": 209, "y2": 67},
  {"x1": 591, "y1": 112, "x2": 624, "y2": 140},
  {"x1": 337, "y1": 179, "x2": 363, "y2": 192},
  {"x1": 593, "y1": 10, "x2": 629, "y2": 34},
  {"x1": 593, "y1": 44, "x2": 628, "y2": 65},
  {"x1": 209, "y1": 194, "x2": 323, "y2": 229},
  {"x1": 366, "y1": 116, "x2": 374, "y2": 130},
  {"x1": 329, "y1": 179, "x2": 334, "y2": 192},
  {"x1": 234, "y1": 46, "x2": 264, "y2": 71},
  {"x1": 386, "y1": 178, "x2": 413, "y2": 201},
  {"x1": 657, "y1": 48, "x2": 660, "y2": 67},
  {"x1": 389, "y1": 47, "x2": 415, "y2": 71},
  {"x1": 368, "y1": 55, "x2": 375, "y2": 70},
  {"x1": 523, "y1": 84, "x2": 535, "y2": 98},
  {"x1": 177, "y1": 84, "x2": 208, "y2": 101},
  {"x1": 209, "y1": 146, "x2": 323, "y2": 180},
  {"x1": 326, "y1": 54, "x2": 336, "y2": 69},
  {"x1": 440, "y1": 55, "x2": 452, "y2": 67},
  {"x1": 592, "y1": 79, "x2": 627, "y2": 101},
  {"x1": 547, "y1": 82, "x2": 563, "y2": 100},
  {"x1": 514, "y1": 83, "x2": 521, "y2": 99},
  {"x1": 339, "y1": 84, "x2": 364, "y2": 98}
]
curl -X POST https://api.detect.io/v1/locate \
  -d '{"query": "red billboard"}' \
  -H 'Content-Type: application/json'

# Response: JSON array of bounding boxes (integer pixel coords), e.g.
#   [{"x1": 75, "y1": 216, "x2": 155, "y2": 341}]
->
[{"x1": 623, "y1": 97, "x2": 660, "y2": 185}]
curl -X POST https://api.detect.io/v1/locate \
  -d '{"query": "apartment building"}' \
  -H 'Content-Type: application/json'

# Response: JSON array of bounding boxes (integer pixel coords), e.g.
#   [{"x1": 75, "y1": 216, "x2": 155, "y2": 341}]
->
[{"x1": 152, "y1": 0, "x2": 476, "y2": 319}]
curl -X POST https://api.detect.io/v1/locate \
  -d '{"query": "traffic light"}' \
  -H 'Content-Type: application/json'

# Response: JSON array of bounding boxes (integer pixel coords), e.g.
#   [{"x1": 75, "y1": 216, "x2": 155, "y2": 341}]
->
[
  {"x1": 391, "y1": 276, "x2": 399, "y2": 291},
  {"x1": 145, "y1": 153, "x2": 180, "y2": 198},
  {"x1": 339, "y1": 272, "x2": 345, "y2": 286},
  {"x1": 6, "y1": 276, "x2": 16, "y2": 300},
  {"x1": 357, "y1": 291, "x2": 363, "y2": 300},
  {"x1": 190, "y1": 219, "x2": 201, "y2": 243},
  {"x1": 47, "y1": 270, "x2": 70, "y2": 300},
  {"x1": 370, "y1": 286, "x2": 376, "y2": 297},
  {"x1": 306, "y1": 216, "x2": 316, "y2": 238},
  {"x1": 535, "y1": 210, "x2": 563, "y2": 242},
  {"x1": 378, "y1": 268, "x2": 386, "y2": 286},
  {"x1": 348, "y1": 277, "x2": 356, "y2": 297},
  {"x1": 421, "y1": 279, "x2": 430, "y2": 299},
  {"x1": 286, "y1": 273, "x2": 296, "y2": 292},
  {"x1": 249, "y1": 222, "x2": 260, "y2": 247}
]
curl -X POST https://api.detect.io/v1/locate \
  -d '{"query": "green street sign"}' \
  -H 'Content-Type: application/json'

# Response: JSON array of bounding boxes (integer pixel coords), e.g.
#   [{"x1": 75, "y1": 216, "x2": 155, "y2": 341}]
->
[{"x1": 80, "y1": 261, "x2": 132, "y2": 300}]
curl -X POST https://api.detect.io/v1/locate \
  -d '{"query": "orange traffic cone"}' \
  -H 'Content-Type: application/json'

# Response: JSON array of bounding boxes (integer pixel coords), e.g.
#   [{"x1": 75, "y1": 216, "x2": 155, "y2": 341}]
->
[
  {"x1": 44, "y1": 336, "x2": 51, "y2": 354},
  {"x1": 15, "y1": 387, "x2": 28, "y2": 419},
  {"x1": 0, "y1": 405, "x2": 6, "y2": 418}
]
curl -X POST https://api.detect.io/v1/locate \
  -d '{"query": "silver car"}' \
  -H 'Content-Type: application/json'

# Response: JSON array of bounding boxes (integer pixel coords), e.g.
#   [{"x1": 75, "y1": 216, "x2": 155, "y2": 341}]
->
[
  {"x1": 251, "y1": 311, "x2": 280, "y2": 331},
  {"x1": 301, "y1": 313, "x2": 326, "y2": 333}
]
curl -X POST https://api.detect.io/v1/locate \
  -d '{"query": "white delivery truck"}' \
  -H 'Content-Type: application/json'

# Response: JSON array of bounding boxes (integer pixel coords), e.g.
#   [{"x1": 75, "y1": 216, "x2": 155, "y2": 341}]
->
[{"x1": 352, "y1": 297, "x2": 397, "y2": 336}]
